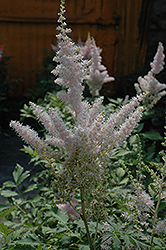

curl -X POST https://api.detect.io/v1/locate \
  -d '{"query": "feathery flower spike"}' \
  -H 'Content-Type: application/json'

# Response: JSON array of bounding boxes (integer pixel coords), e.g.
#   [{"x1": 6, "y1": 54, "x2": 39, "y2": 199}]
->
[{"x1": 134, "y1": 42, "x2": 166, "y2": 110}]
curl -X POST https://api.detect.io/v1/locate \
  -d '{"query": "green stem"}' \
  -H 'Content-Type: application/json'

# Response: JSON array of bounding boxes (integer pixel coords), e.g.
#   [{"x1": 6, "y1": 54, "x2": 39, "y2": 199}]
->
[
  {"x1": 150, "y1": 160, "x2": 166, "y2": 249},
  {"x1": 80, "y1": 187, "x2": 94, "y2": 250}
]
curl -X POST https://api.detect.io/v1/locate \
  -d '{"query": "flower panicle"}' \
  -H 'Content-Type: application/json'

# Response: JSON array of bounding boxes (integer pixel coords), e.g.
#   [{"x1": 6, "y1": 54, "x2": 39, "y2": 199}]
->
[
  {"x1": 134, "y1": 42, "x2": 166, "y2": 109},
  {"x1": 84, "y1": 37, "x2": 114, "y2": 96},
  {"x1": 51, "y1": 1, "x2": 89, "y2": 116},
  {"x1": 9, "y1": 120, "x2": 54, "y2": 160},
  {"x1": 150, "y1": 42, "x2": 165, "y2": 75},
  {"x1": 29, "y1": 102, "x2": 56, "y2": 136}
]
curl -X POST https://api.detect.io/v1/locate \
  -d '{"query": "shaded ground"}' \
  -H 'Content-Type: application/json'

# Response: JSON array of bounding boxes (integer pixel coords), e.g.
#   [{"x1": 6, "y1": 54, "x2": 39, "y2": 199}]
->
[
  {"x1": 0, "y1": 129, "x2": 31, "y2": 185},
  {"x1": 0, "y1": 127, "x2": 41, "y2": 204}
]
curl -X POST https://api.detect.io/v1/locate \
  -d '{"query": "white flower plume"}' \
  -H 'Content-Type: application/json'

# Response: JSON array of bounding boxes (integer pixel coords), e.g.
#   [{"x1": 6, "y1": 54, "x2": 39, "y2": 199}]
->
[{"x1": 135, "y1": 42, "x2": 166, "y2": 109}]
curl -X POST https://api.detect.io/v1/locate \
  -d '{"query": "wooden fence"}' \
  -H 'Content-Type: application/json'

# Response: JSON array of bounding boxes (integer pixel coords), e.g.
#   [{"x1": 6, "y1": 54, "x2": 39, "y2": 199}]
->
[{"x1": 0, "y1": 0, "x2": 151, "y2": 96}]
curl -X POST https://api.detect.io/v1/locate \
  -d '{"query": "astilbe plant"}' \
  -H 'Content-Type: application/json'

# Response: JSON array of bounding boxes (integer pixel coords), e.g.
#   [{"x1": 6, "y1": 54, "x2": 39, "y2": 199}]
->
[
  {"x1": 7, "y1": 0, "x2": 166, "y2": 249},
  {"x1": 9, "y1": 1, "x2": 143, "y2": 249}
]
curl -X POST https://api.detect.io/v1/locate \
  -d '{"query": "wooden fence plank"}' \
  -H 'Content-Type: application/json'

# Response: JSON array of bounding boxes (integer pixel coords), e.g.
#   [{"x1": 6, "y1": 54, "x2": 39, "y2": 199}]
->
[{"x1": 0, "y1": 0, "x2": 151, "y2": 96}]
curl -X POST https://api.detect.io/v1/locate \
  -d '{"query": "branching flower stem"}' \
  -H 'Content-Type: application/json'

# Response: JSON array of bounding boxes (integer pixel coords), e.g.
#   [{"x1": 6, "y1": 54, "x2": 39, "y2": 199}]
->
[
  {"x1": 80, "y1": 187, "x2": 94, "y2": 250},
  {"x1": 150, "y1": 157, "x2": 166, "y2": 249}
]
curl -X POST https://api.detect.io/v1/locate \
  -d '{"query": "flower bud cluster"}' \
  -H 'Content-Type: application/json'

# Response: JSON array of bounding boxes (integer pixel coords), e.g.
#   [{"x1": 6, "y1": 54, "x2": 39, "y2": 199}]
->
[
  {"x1": 123, "y1": 183, "x2": 154, "y2": 228},
  {"x1": 101, "y1": 222, "x2": 112, "y2": 250}
]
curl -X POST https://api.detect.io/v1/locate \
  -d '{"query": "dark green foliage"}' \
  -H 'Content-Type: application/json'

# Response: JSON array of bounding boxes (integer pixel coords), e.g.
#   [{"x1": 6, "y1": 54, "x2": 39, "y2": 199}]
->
[{"x1": 0, "y1": 56, "x2": 11, "y2": 100}]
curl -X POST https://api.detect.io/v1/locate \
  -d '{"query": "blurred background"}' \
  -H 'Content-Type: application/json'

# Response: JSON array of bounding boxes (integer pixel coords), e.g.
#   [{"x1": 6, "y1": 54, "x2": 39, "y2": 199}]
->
[{"x1": 0, "y1": 0, "x2": 166, "y2": 99}]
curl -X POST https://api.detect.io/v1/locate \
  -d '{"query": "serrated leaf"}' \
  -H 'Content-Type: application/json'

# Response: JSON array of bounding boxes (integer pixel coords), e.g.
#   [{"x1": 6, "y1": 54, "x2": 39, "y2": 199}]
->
[
  {"x1": 0, "y1": 222, "x2": 13, "y2": 236},
  {"x1": 124, "y1": 235, "x2": 130, "y2": 248},
  {"x1": 148, "y1": 184, "x2": 156, "y2": 198},
  {"x1": 15, "y1": 235, "x2": 43, "y2": 246},
  {"x1": 142, "y1": 131, "x2": 163, "y2": 141},
  {"x1": 78, "y1": 244, "x2": 90, "y2": 250},
  {"x1": 129, "y1": 135, "x2": 137, "y2": 145},
  {"x1": 136, "y1": 123, "x2": 144, "y2": 133},
  {"x1": 1, "y1": 190, "x2": 18, "y2": 197},
  {"x1": 119, "y1": 177, "x2": 129, "y2": 185},
  {"x1": 17, "y1": 171, "x2": 30, "y2": 186},
  {"x1": 11, "y1": 246, "x2": 36, "y2": 250},
  {"x1": 0, "y1": 206, "x2": 16, "y2": 221},
  {"x1": 53, "y1": 208, "x2": 68, "y2": 225},
  {"x1": 12, "y1": 164, "x2": 24, "y2": 184},
  {"x1": 116, "y1": 168, "x2": 125, "y2": 178},
  {"x1": 23, "y1": 184, "x2": 37, "y2": 193},
  {"x1": 2, "y1": 181, "x2": 16, "y2": 188},
  {"x1": 111, "y1": 149, "x2": 132, "y2": 158},
  {"x1": 50, "y1": 207, "x2": 80, "y2": 238},
  {"x1": 112, "y1": 234, "x2": 121, "y2": 249}
]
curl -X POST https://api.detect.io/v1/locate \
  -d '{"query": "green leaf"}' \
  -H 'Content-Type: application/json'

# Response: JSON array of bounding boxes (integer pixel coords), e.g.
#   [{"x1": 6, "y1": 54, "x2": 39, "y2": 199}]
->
[
  {"x1": 116, "y1": 168, "x2": 125, "y2": 178},
  {"x1": 124, "y1": 235, "x2": 130, "y2": 248},
  {"x1": 112, "y1": 234, "x2": 121, "y2": 249},
  {"x1": 111, "y1": 149, "x2": 132, "y2": 158},
  {"x1": 129, "y1": 135, "x2": 137, "y2": 145},
  {"x1": 142, "y1": 131, "x2": 163, "y2": 141},
  {"x1": 129, "y1": 235, "x2": 151, "y2": 249},
  {"x1": 0, "y1": 222, "x2": 13, "y2": 237},
  {"x1": 53, "y1": 208, "x2": 68, "y2": 225},
  {"x1": 0, "y1": 206, "x2": 16, "y2": 221},
  {"x1": 23, "y1": 184, "x2": 37, "y2": 193},
  {"x1": 158, "y1": 201, "x2": 166, "y2": 212},
  {"x1": 0, "y1": 204, "x2": 9, "y2": 213},
  {"x1": 119, "y1": 177, "x2": 129, "y2": 185},
  {"x1": 12, "y1": 164, "x2": 30, "y2": 186},
  {"x1": 2, "y1": 181, "x2": 16, "y2": 188},
  {"x1": 78, "y1": 244, "x2": 90, "y2": 249},
  {"x1": 148, "y1": 184, "x2": 156, "y2": 198},
  {"x1": 136, "y1": 123, "x2": 144, "y2": 133},
  {"x1": 17, "y1": 171, "x2": 30, "y2": 186},
  {"x1": 15, "y1": 234, "x2": 43, "y2": 246},
  {"x1": 11, "y1": 246, "x2": 36, "y2": 250},
  {"x1": 12, "y1": 164, "x2": 24, "y2": 184},
  {"x1": 0, "y1": 190, "x2": 18, "y2": 197},
  {"x1": 144, "y1": 142, "x2": 156, "y2": 161}
]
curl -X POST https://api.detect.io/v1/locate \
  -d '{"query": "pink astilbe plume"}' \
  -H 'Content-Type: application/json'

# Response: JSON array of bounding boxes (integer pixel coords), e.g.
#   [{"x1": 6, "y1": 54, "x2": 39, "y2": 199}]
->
[
  {"x1": 85, "y1": 38, "x2": 114, "y2": 96},
  {"x1": 9, "y1": 121, "x2": 56, "y2": 161},
  {"x1": 79, "y1": 33, "x2": 94, "y2": 60},
  {"x1": 51, "y1": 2, "x2": 89, "y2": 116},
  {"x1": 135, "y1": 42, "x2": 166, "y2": 109},
  {"x1": 150, "y1": 42, "x2": 165, "y2": 75},
  {"x1": 10, "y1": 0, "x2": 142, "y2": 202}
]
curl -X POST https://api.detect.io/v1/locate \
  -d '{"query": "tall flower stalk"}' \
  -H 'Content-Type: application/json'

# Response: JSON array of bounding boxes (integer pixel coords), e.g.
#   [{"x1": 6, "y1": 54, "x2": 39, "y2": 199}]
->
[{"x1": 9, "y1": 1, "x2": 144, "y2": 249}]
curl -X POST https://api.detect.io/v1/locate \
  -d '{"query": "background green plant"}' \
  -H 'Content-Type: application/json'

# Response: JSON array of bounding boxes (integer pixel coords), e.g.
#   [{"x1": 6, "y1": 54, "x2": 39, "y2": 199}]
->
[{"x1": 1, "y1": 89, "x2": 166, "y2": 249}]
